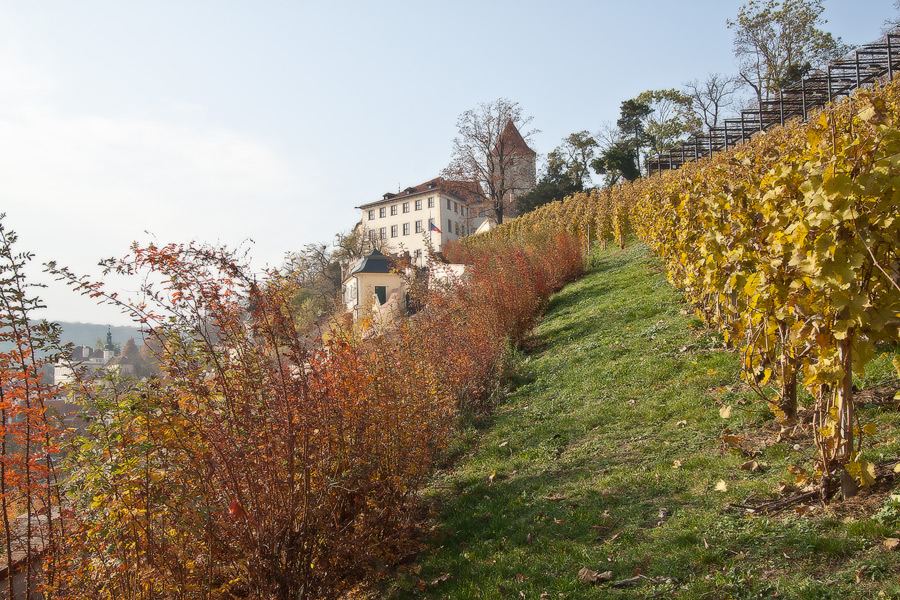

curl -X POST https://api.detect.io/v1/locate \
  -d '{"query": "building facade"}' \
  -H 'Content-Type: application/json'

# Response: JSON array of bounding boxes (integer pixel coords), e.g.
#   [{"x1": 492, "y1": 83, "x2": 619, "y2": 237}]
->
[{"x1": 356, "y1": 177, "x2": 481, "y2": 266}]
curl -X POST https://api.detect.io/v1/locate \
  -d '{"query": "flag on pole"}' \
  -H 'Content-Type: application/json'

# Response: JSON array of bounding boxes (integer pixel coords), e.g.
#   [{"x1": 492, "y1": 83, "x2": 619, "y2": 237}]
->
[{"x1": 429, "y1": 221, "x2": 442, "y2": 234}]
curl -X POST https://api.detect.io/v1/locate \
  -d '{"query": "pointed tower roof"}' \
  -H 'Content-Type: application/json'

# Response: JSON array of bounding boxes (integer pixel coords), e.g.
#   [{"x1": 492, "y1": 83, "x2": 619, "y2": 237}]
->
[{"x1": 498, "y1": 121, "x2": 536, "y2": 156}]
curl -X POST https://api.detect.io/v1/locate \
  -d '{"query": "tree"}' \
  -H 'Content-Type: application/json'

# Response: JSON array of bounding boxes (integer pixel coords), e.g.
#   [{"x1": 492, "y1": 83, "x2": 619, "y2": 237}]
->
[
  {"x1": 443, "y1": 98, "x2": 536, "y2": 225},
  {"x1": 516, "y1": 159, "x2": 582, "y2": 215},
  {"x1": 591, "y1": 139, "x2": 641, "y2": 186},
  {"x1": 883, "y1": 0, "x2": 900, "y2": 32},
  {"x1": 636, "y1": 89, "x2": 701, "y2": 156},
  {"x1": 593, "y1": 91, "x2": 698, "y2": 181},
  {"x1": 683, "y1": 73, "x2": 742, "y2": 130},
  {"x1": 728, "y1": 0, "x2": 851, "y2": 105},
  {"x1": 546, "y1": 131, "x2": 598, "y2": 189},
  {"x1": 518, "y1": 131, "x2": 597, "y2": 214}
]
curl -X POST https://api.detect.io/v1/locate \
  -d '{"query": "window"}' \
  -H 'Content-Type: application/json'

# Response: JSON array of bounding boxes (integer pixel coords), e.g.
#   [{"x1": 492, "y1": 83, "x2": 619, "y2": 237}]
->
[
  {"x1": 368, "y1": 209, "x2": 375, "y2": 220},
  {"x1": 403, "y1": 223, "x2": 410, "y2": 235},
  {"x1": 379, "y1": 207, "x2": 386, "y2": 218},
  {"x1": 447, "y1": 198, "x2": 451, "y2": 209},
  {"x1": 379, "y1": 227, "x2": 386, "y2": 239},
  {"x1": 454, "y1": 201, "x2": 458, "y2": 213},
  {"x1": 414, "y1": 249, "x2": 422, "y2": 262},
  {"x1": 415, "y1": 199, "x2": 422, "y2": 211},
  {"x1": 391, "y1": 225, "x2": 398, "y2": 237},
  {"x1": 448, "y1": 219, "x2": 452, "y2": 234},
  {"x1": 374, "y1": 286, "x2": 387, "y2": 305},
  {"x1": 428, "y1": 197, "x2": 435, "y2": 208},
  {"x1": 402, "y1": 202, "x2": 410, "y2": 213},
  {"x1": 390, "y1": 205, "x2": 398, "y2": 216},
  {"x1": 415, "y1": 220, "x2": 423, "y2": 233},
  {"x1": 462, "y1": 206, "x2": 466, "y2": 216},
  {"x1": 369, "y1": 230, "x2": 377, "y2": 241}
]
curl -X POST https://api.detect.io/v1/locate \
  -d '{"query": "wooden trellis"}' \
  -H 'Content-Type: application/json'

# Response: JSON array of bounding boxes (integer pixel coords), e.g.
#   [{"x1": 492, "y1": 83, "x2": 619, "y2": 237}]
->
[{"x1": 647, "y1": 30, "x2": 900, "y2": 173}]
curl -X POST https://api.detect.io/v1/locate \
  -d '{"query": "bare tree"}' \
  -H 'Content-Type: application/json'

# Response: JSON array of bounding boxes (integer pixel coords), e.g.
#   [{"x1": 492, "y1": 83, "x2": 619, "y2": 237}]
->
[
  {"x1": 443, "y1": 98, "x2": 536, "y2": 225},
  {"x1": 683, "y1": 73, "x2": 742, "y2": 130},
  {"x1": 883, "y1": 0, "x2": 900, "y2": 33}
]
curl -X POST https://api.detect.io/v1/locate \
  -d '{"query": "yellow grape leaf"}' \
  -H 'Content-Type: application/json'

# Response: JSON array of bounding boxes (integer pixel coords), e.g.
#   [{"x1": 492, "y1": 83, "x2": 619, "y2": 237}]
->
[
  {"x1": 893, "y1": 356, "x2": 900, "y2": 378},
  {"x1": 862, "y1": 423, "x2": 877, "y2": 436},
  {"x1": 719, "y1": 405, "x2": 733, "y2": 419},
  {"x1": 715, "y1": 479, "x2": 728, "y2": 492},
  {"x1": 893, "y1": 463, "x2": 900, "y2": 474},
  {"x1": 861, "y1": 460, "x2": 877, "y2": 487},
  {"x1": 721, "y1": 434, "x2": 742, "y2": 447}
]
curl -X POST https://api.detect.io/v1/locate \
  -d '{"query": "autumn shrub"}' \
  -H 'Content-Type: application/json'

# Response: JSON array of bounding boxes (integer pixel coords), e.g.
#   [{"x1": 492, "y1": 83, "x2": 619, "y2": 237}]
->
[
  {"x1": 33, "y1": 228, "x2": 584, "y2": 599},
  {"x1": 49, "y1": 243, "x2": 454, "y2": 600},
  {"x1": 0, "y1": 218, "x2": 69, "y2": 599},
  {"x1": 428, "y1": 232, "x2": 583, "y2": 410}
]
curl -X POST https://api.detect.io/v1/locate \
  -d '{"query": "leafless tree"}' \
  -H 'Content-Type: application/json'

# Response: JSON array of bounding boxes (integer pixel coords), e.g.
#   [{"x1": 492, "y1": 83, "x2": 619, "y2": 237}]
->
[
  {"x1": 684, "y1": 73, "x2": 742, "y2": 130},
  {"x1": 442, "y1": 98, "x2": 536, "y2": 224}
]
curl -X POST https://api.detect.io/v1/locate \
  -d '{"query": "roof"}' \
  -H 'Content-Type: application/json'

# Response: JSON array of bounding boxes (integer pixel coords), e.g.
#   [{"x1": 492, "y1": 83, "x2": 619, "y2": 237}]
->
[
  {"x1": 347, "y1": 248, "x2": 396, "y2": 277},
  {"x1": 357, "y1": 176, "x2": 484, "y2": 210},
  {"x1": 497, "y1": 121, "x2": 536, "y2": 156}
]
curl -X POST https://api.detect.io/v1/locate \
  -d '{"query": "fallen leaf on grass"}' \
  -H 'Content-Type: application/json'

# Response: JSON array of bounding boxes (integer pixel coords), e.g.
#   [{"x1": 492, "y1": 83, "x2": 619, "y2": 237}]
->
[
  {"x1": 577, "y1": 567, "x2": 613, "y2": 584},
  {"x1": 430, "y1": 573, "x2": 451, "y2": 586},
  {"x1": 676, "y1": 420, "x2": 687, "y2": 427},
  {"x1": 715, "y1": 480, "x2": 728, "y2": 492},
  {"x1": 543, "y1": 493, "x2": 566, "y2": 501},
  {"x1": 554, "y1": 518, "x2": 566, "y2": 525},
  {"x1": 884, "y1": 538, "x2": 900, "y2": 551},
  {"x1": 673, "y1": 459, "x2": 683, "y2": 469},
  {"x1": 739, "y1": 460, "x2": 760, "y2": 472},
  {"x1": 515, "y1": 573, "x2": 528, "y2": 582},
  {"x1": 721, "y1": 434, "x2": 742, "y2": 448}
]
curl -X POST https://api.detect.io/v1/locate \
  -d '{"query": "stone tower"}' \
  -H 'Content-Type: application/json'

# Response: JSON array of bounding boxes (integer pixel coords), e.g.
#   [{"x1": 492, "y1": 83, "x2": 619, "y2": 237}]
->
[{"x1": 492, "y1": 120, "x2": 536, "y2": 220}]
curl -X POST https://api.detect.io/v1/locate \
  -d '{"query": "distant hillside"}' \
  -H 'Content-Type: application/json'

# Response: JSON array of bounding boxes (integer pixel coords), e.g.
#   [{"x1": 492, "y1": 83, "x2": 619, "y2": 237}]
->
[
  {"x1": 54, "y1": 322, "x2": 144, "y2": 348},
  {"x1": 0, "y1": 322, "x2": 143, "y2": 357}
]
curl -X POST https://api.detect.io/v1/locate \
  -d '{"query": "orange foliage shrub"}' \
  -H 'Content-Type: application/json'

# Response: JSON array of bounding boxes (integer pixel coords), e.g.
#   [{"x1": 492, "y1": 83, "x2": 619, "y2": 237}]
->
[{"x1": 45, "y1": 231, "x2": 583, "y2": 599}]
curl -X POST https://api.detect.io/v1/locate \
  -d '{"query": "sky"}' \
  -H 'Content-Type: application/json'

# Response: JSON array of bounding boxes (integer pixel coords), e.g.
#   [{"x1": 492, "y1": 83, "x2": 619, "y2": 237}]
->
[{"x1": 0, "y1": 0, "x2": 896, "y2": 326}]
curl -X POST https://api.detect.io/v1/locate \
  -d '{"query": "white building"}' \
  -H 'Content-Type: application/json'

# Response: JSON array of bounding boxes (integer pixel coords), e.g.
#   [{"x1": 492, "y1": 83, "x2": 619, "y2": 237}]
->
[
  {"x1": 356, "y1": 177, "x2": 483, "y2": 266},
  {"x1": 52, "y1": 344, "x2": 116, "y2": 385}
]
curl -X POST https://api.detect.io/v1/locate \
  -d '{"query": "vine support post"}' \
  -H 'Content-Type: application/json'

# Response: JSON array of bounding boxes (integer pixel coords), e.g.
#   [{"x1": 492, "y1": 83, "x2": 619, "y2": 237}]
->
[{"x1": 838, "y1": 334, "x2": 857, "y2": 500}]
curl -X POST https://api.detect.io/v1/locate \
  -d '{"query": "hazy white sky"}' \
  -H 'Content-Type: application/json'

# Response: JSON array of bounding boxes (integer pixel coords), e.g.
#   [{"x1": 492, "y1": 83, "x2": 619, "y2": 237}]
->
[{"x1": 0, "y1": 0, "x2": 895, "y2": 325}]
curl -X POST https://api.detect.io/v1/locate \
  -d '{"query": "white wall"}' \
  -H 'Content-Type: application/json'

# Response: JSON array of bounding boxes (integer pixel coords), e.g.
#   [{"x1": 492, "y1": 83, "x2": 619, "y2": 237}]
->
[{"x1": 359, "y1": 192, "x2": 473, "y2": 265}]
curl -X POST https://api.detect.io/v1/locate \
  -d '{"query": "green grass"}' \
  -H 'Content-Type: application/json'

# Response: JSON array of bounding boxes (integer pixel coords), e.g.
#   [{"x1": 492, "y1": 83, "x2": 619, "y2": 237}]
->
[{"x1": 379, "y1": 243, "x2": 900, "y2": 600}]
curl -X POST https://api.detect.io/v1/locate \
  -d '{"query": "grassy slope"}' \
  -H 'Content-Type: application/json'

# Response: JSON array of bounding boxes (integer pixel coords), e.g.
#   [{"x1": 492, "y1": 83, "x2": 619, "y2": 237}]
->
[{"x1": 382, "y1": 243, "x2": 900, "y2": 600}]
